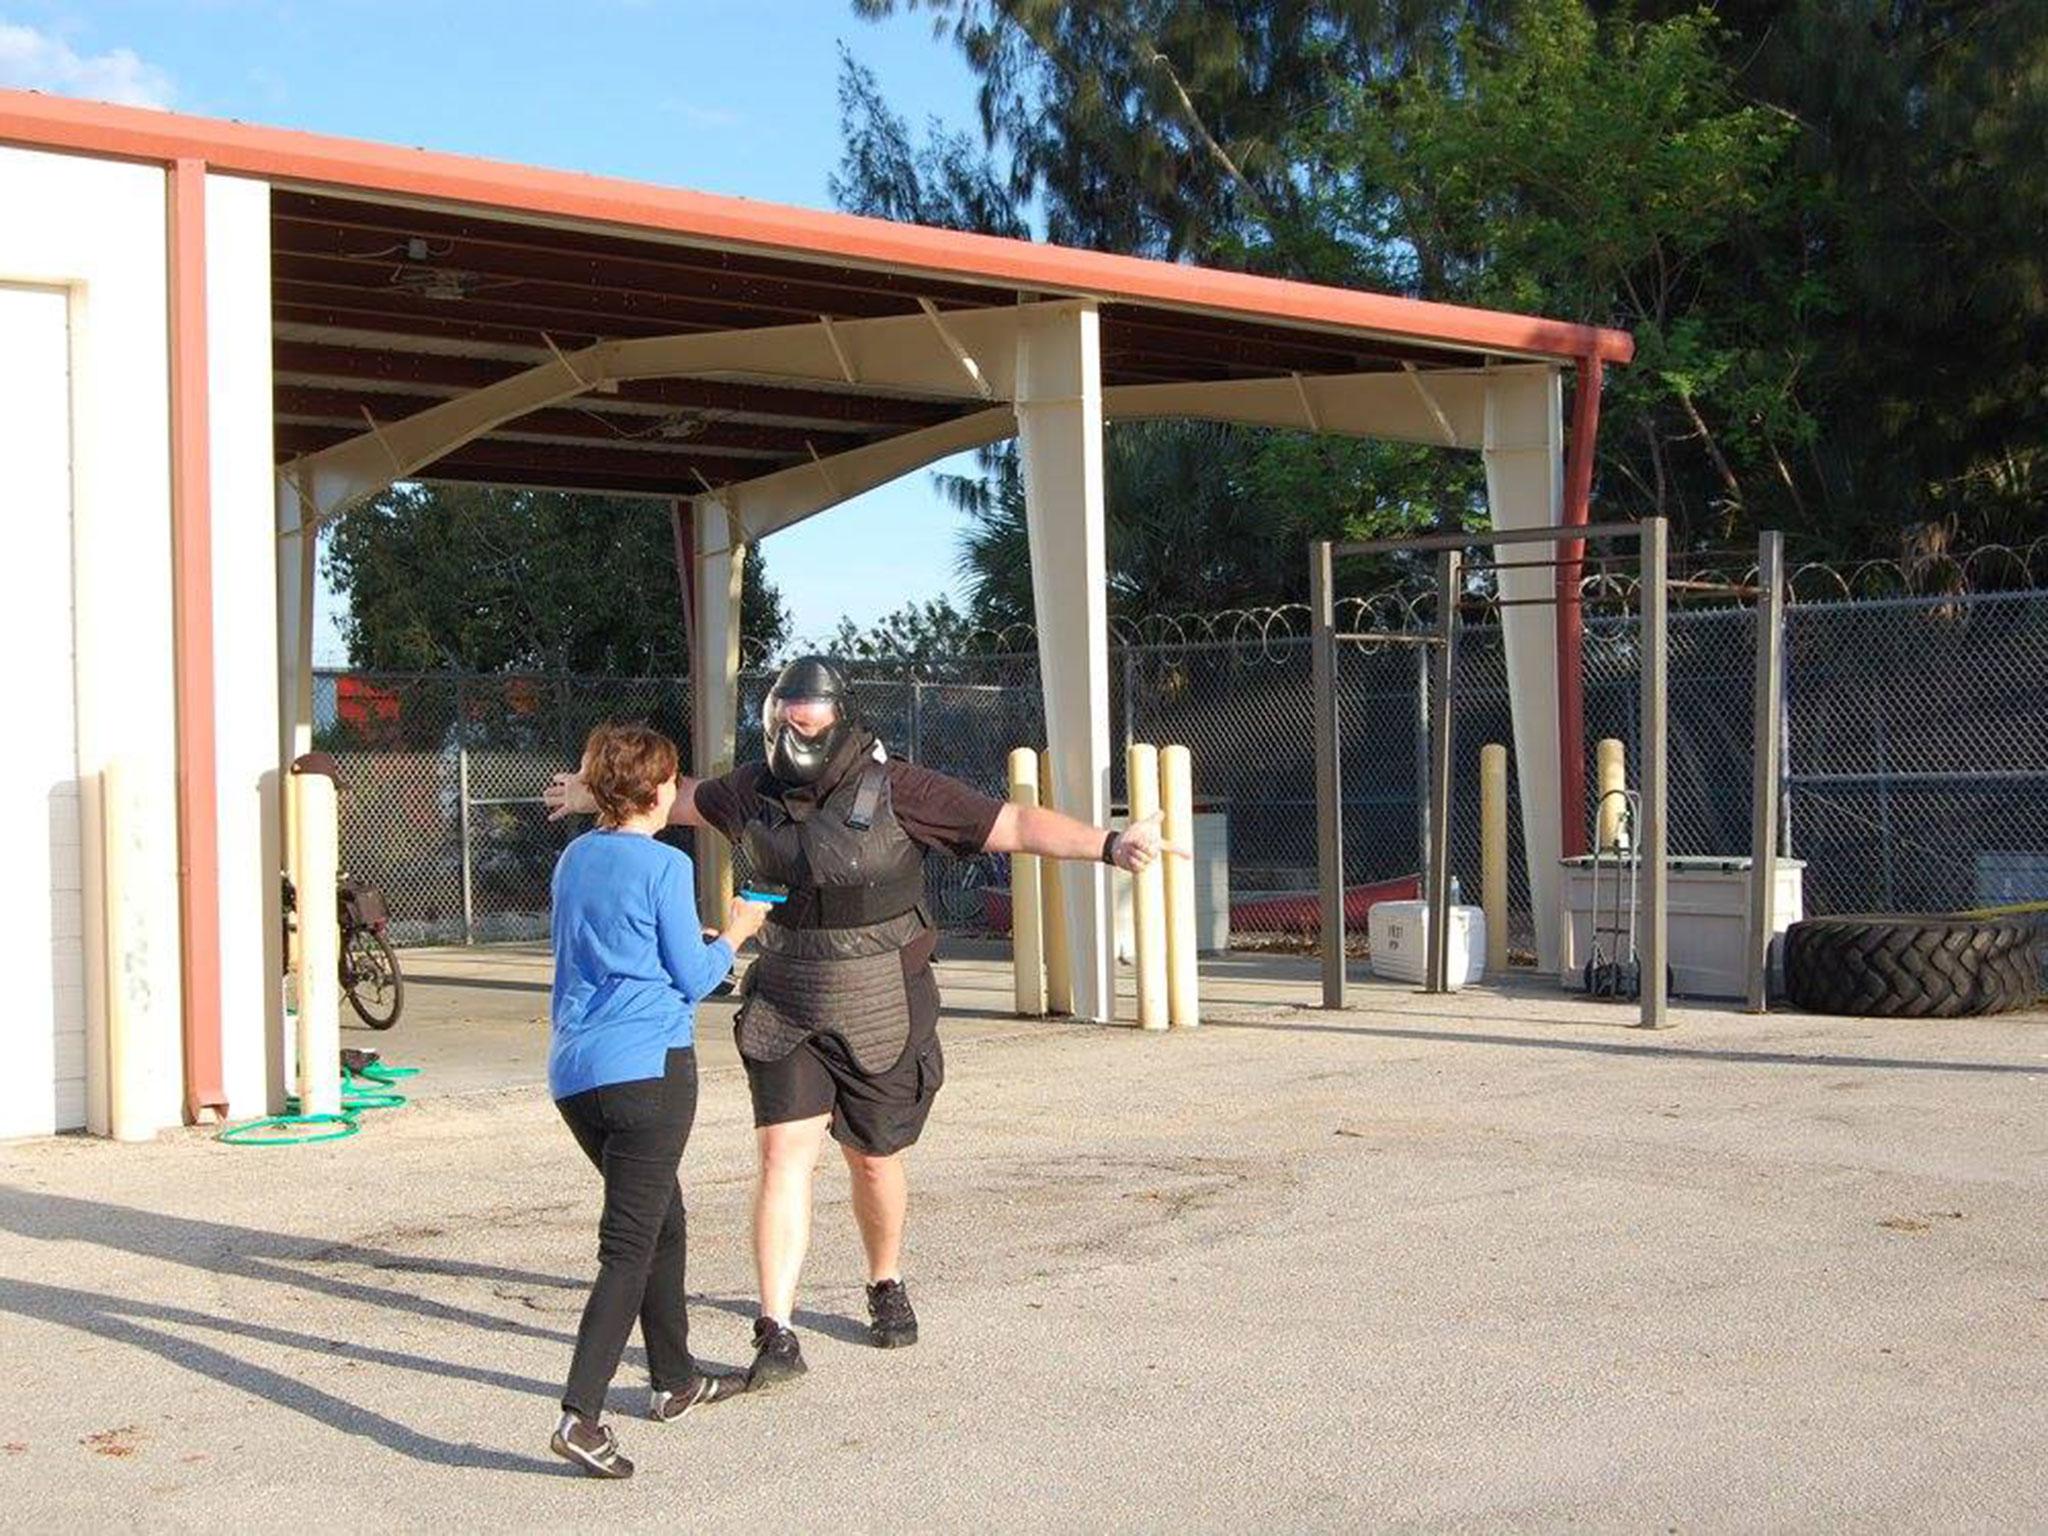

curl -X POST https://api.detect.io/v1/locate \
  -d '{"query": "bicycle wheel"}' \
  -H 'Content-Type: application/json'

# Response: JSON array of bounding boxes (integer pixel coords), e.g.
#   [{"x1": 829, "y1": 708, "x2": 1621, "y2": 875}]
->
[{"x1": 341, "y1": 927, "x2": 405, "y2": 1030}]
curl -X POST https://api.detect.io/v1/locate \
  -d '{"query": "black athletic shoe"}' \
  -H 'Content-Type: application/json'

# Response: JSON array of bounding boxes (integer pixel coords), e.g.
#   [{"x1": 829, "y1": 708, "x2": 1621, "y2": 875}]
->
[
  {"x1": 551, "y1": 1412, "x2": 634, "y2": 1480},
  {"x1": 866, "y1": 1279, "x2": 919, "y2": 1349},
  {"x1": 648, "y1": 1366, "x2": 749, "y2": 1422},
  {"x1": 747, "y1": 1318, "x2": 807, "y2": 1390}
]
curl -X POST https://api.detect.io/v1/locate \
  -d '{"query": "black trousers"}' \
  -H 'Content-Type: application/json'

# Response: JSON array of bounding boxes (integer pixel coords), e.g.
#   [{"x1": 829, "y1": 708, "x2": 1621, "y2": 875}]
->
[{"x1": 554, "y1": 1046, "x2": 699, "y2": 1420}]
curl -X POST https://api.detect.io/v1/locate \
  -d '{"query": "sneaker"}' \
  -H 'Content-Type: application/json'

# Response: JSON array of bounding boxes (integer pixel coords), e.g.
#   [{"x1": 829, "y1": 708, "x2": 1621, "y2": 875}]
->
[
  {"x1": 649, "y1": 1366, "x2": 749, "y2": 1422},
  {"x1": 747, "y1": 1318, "x2": 807, "y2": 1390},
  {"x1": 866, "y1": 1279, "x2": 919, "y2": 1349},
  {"x1": 550, "y1": 1411, "x2": 634, "y2": 1480}
]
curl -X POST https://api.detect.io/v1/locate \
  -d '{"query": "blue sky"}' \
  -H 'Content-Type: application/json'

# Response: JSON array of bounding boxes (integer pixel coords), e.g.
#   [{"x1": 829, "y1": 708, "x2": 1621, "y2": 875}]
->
[{"x1": 0, "y1": 1, "x2": 993, "y2": 660}]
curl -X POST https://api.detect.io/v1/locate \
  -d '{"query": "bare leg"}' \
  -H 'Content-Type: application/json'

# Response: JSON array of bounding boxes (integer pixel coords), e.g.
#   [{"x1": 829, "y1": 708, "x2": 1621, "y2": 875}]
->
[
  {"x1": 841, "y1": 1143, "x2": 909, "y2": 1284},
  {"x1": 754, "y1": 1114, "x2": 831, "y2": 1323}
]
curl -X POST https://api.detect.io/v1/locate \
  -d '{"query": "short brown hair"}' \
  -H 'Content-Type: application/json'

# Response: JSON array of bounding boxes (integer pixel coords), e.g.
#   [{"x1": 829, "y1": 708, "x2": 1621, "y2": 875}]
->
[{"x1": 581, "y1": 723, "x2": 680, "y2": 828}]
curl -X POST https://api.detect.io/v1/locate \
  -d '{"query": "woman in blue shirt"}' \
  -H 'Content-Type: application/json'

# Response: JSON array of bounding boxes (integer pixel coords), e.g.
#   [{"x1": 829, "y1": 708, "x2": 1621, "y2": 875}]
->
[{"x1": 547, "y1": 723, "x2": 768, "y2": 1479}]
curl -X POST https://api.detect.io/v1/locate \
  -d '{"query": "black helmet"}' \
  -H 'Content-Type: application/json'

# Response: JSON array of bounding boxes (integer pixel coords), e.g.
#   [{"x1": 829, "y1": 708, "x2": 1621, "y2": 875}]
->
[{"x1": 762, "y1": 655, "x2": 856, "y2": 786}]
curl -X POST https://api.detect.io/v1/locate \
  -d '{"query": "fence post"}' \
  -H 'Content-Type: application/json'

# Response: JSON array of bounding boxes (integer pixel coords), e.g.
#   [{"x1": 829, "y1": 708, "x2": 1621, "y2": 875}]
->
[
  {"x1": 906, "y1": 665, "x2": 923, "y2": 763},
  {"x1": 1638, "y1": 516, "x2": 1670, "y2": 1030},
  {"x1": 1310, "y1": 542, "x2": 1346, "y2": 1009},
  {"x1": 1414, "y1": 642, "x2": 1431, "y2": 903},
  {"x1": 457, "y1": 742, "x2": 475, "y2": 947},
  {"x1": 1745, "y1": 530, "x2": 1785, "y2": 1012},
  {"x1": 1424, "y1": 548, "x2": 1461, "y2": 995}
]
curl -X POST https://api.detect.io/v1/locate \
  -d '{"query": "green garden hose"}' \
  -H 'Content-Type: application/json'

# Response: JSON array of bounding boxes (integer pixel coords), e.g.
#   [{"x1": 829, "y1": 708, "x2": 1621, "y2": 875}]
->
[
  {"x1": 216, "y1": 1112, "x2": 359, "y2": 1146},
  {"x1": 217, "y1": 1060, "x2": 420, "y2": 1145}
]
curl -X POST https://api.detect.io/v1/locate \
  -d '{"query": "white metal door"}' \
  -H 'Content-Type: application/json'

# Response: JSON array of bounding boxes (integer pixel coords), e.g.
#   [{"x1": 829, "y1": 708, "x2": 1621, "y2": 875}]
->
[{"x1": 0, "y1": 284, "x2": 85, "y2": 1135}]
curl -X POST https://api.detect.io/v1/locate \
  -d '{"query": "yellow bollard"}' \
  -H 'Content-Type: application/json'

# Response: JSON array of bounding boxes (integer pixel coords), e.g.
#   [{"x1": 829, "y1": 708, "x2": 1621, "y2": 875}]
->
[
  {"x1": 1038, "y1": 748, "x2": 1074, "y2": 1015},
  {"x1": 1007, "y1": 748, "x2": 1046, "y2": 1016},
  {"x1": 1126, "y1": 743, "x2": 1169, "y2": 1031},
  {"x1": 1161, "y1": 745, "x2": 1200, "y2": 1028},
  {"x1": 1596, "y1": 737, "x2": 1628, "y2": 851},
  {"x1": 1480, "y1": 744, "x2": 1510, "y2": 975},
  {"x1": 290, "y1": 767, "x2": 343, "y2": 1117}
]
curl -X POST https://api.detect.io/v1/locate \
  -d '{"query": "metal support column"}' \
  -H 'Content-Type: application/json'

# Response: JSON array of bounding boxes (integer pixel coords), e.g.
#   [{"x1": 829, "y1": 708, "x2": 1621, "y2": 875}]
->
[
  {"x1": 1424, "y1": 548, "x2": 1462, "y2": 994},
  {"x1": 1637, "y1": 516, "x2": 1670, "y2": 1028},
  {"x1": 1310, "y1": 541, "x2": 1345, "y2": 1008},
  {"x1": 457, "y1": 743, "x2": 475, "y2": 946},
  {"x1": 1414, "y1": 643, "x2": 1432, "y2": 906},
  {"x1": 1745, "y1": 530, "x2": 1786, "y2": 1011}
]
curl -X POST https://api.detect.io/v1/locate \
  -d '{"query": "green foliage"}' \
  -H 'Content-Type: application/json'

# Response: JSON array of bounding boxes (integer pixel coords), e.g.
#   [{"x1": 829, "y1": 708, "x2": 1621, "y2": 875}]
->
[
  {"x1": 324, "y1": 483, "x2": 790, "y2": 673},
  {"x1": 821, "y1": 597, "x2": 994, "y2": 659},
  {"x1": 1315, "y1": 0, "x2": 1812, "y2": 543},
  {"x1": 846, "y1": 0, "x2": 2046, "y2": 573}
]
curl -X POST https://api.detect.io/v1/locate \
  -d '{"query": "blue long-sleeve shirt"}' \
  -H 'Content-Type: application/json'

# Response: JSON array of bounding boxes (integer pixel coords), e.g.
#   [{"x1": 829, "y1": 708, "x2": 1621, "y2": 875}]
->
[{"x1": 548, "y1": 829, "x2": 733, "y2": 1100}]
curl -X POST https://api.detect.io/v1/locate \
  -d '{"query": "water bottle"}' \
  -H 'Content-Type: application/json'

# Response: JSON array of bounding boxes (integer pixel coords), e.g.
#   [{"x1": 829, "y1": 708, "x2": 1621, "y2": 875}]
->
[{"x1": 1448, "y1": 874, "x2": 1463, "y2": 907}]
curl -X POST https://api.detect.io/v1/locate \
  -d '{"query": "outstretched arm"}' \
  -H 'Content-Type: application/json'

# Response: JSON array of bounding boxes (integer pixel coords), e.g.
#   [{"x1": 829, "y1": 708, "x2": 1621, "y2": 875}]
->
[
  {"x1": 982, "y1": 803, "x2": 1186, "y2": 874},
  {"x1": 543, "y1": 771, "x2": 712, "y2": 829}
]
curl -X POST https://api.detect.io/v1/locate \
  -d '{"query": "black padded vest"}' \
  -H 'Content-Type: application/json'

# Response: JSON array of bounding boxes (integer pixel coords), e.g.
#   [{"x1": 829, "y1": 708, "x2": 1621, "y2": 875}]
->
[{"x1": 741, "y1": 754, "x2": 926, "y2": 932}]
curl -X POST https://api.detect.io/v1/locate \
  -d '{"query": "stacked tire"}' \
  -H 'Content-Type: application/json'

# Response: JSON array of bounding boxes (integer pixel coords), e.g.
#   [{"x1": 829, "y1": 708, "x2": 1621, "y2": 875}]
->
[{"x1": 1783, "y1": 915, "x2": 2044, "y2": 1018}]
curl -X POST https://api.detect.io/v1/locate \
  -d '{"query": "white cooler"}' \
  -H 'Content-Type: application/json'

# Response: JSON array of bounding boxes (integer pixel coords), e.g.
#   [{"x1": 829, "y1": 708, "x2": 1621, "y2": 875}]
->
[{"x1": 1367, "y1": 899, "x2": 1487, "y2": 988}]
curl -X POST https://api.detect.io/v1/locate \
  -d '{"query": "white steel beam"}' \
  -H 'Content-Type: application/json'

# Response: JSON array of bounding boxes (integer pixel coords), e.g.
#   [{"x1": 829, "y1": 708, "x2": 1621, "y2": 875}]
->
[
  {"x1": 1013, "y1": 303, "x2": 1116, "y2": 1024},
  {"x1": 1102, "y1": 369, "x2": 1489, "y2": 448},
  {"x1": 689, "y1": 497, "x2": 747, "y2": 917},
  {"x1": 1481, "y1": 364, "x2": 1567, "y2": 971},
  {"x1": 723, "y1": 407, "x2": 1016, "y2": 542},
  {"x1": 289, "y1": 301, "x2": 1089, "y2": 524}
]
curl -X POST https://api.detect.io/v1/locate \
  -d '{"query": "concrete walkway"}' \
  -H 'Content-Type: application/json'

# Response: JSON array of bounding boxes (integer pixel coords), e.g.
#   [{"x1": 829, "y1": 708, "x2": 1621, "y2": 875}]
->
[{"x1": 2, "y1": 952, "x2": 2044, "y2": 1531}]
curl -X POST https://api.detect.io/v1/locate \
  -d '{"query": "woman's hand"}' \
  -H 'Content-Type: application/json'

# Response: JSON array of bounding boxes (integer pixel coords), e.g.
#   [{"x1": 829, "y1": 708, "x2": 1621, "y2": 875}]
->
[
  {"x1": 543, "y1": 771, "x2": 595, "y2": 822},
  {"x1": 720, "y1": 895, "x2": 772, "y2": 949}
]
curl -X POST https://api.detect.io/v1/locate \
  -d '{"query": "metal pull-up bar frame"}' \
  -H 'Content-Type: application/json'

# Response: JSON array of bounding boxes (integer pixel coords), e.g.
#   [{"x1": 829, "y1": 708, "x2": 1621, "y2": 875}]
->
[{"x1": 1310, "y1": 517, "x2": 1673, "y2": 1029}]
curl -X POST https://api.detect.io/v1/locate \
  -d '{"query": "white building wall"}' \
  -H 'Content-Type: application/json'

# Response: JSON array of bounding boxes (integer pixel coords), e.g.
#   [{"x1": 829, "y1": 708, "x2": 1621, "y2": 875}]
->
[
  {"x1": 0, "y1": 146, "x2": 183, "y2": 1137},
  {"x1": 0, "y1": 285, "x2": 85, "y2": 1137},
  {"x1": 206, "y1": 174, "x2": 285, "y2": 1118}
]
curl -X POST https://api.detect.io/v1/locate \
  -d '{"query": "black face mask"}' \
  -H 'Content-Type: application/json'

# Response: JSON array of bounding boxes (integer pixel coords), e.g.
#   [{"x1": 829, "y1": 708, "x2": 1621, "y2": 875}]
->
[
  {"x1": 762, "y1": 656, "x2": 856, "y2": 788},
  {"x1": 766, "y1": 709, "x2": 847, "y2": 786}
]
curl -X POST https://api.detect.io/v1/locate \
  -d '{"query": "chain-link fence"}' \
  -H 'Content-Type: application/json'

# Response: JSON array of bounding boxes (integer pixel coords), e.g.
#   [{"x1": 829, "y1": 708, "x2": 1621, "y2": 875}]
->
[{"x1": 316, "y1": 571, "x2": 2048, "y2": 953}]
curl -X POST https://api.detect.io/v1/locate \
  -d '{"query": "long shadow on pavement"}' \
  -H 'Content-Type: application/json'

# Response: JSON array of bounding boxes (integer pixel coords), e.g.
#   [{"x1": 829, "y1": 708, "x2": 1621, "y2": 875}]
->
[
  {"x1": 1201, "y1": 1016, "x2": 2045, "y2": 1076},
  {"x1": 0, "y1": 1274, "x2": 563, "y2": 1473},
  {"x1": 404, "y1": 972, "x2": 550, "y2": 994},
  {"x1": 0, "y1": 1188, "x2": 582, "y2": 1350}
]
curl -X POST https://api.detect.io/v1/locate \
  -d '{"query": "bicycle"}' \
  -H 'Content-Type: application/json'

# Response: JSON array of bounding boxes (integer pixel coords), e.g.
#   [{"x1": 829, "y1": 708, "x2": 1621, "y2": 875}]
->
[{"x1": 282, "y1": 874, "x2": 407, "y2": 1030}]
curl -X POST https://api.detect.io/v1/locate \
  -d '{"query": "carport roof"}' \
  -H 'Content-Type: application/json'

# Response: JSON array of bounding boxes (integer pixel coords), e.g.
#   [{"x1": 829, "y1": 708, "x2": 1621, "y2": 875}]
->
[{"x1": 2, "y1": 90, "x2": 1634, "y2": 499}]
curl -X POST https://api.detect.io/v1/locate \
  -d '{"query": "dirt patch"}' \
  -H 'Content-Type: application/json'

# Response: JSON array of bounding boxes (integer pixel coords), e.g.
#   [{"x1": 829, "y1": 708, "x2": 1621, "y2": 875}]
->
[
  {"x1": 1879, "y1": 1211, "x2": 1965, "y2": 1234},
  {"x1": 81, "y1": 1425, "x2": 142, "y2": 1458}
]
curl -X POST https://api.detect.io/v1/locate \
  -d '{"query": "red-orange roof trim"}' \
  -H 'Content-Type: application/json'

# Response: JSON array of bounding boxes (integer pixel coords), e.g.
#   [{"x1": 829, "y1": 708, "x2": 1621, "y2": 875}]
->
[{"x1": 0, "y1": 89, "x2": 1634, "y2": 366}]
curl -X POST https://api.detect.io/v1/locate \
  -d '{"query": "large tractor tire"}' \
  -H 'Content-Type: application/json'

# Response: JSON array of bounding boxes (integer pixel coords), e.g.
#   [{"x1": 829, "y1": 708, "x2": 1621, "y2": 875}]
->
[{"x1": 1783, "y1": 915, "x2": 2043, "y2": 1018}]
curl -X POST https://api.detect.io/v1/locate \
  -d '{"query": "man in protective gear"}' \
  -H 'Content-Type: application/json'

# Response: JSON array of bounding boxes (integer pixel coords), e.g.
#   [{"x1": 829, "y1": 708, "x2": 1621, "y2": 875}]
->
[{"x1": 546, "y1": 655, "x2": 1181, "y2": 1387}]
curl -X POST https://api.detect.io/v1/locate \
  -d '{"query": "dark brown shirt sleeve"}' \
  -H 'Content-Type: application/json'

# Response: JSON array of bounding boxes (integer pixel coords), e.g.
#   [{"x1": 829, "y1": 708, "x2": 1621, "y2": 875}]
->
[
  {"x1": 690, "y1": 766, "x2": 761, "y2": 844},
  {"x1": 886, "y1": 760, "x2": 1005, "y2": 858}
]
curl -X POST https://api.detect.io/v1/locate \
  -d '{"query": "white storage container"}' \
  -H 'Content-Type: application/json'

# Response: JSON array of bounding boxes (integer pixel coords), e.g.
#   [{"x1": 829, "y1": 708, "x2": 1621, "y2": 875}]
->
[
  {"x1": 1366, "y1": 899, "x2": 1487, "y2": 988},
  {"x1": 1559, "y1": 855, "x2": 1805, "y2": 999}
]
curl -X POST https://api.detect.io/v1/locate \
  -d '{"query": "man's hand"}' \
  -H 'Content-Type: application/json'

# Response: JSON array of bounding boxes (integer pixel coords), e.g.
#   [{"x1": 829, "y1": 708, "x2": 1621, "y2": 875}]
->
[
  {"x1": 543, "y1": 771, "x2": 595, "y2": 822},
  {"x1": 1110, "y1": 810, "x2": 1191, "y2": 873}
]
